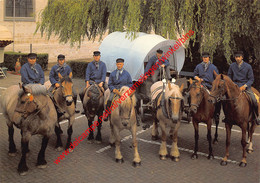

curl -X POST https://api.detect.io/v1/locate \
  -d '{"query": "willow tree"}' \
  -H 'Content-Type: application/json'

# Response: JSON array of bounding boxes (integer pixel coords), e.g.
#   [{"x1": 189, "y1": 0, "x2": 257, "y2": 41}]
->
[{"x1": 37, "y1": 0, "x2": 260, "y2": 85}]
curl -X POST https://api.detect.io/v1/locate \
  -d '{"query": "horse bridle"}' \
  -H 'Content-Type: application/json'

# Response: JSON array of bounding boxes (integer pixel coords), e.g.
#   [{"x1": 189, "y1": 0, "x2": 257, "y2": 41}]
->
[
  {"x1": 189, "y1": 84, "x2": 204, "y2": 108},
  {"x1": 209, "y1": 79, "x2": 242, "y2": 102}
]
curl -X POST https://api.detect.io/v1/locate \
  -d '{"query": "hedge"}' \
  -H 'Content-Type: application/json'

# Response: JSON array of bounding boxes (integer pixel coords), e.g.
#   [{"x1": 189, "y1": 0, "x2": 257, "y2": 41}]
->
[
  {"x1": 2, "y1": 52, "x2": 48, "y2": 71},
  {"x1": 67, "y1": 60, "x2": 89, "y2": 79}
]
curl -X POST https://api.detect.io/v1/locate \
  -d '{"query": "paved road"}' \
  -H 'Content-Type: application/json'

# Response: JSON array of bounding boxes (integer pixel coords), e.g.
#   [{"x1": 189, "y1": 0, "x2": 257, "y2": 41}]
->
[{"x1": 0, "y1": 73, "x2": 259, "y2": 183}]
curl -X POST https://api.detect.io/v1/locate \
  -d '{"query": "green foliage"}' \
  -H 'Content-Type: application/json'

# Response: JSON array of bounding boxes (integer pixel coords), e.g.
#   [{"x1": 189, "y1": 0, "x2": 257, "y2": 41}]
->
[
  {"x1": 3, "y1": 52, "x2": 48, "y2": 71},
  {"x1": 37, "y1": 0, "x2": 260, "y2": 64}
]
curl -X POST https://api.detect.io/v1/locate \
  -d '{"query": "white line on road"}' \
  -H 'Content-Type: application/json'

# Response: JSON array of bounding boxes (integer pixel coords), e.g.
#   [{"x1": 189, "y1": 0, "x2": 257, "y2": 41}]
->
[
  {"x1": 96, "y1": 126, "x2": 153, "y2": 153},
  {"x1": 0, "y1": 87, "x2": 7, "y2": 89},
  {"x1": 199, "y1": 123, "x2": 260, "y2": 136},
  {"x1": 59, "y1": 115, "x2": 85, "y2": 125},
  {"x1": 137, "y1": 138, "x2": 240, "y2": 165}
]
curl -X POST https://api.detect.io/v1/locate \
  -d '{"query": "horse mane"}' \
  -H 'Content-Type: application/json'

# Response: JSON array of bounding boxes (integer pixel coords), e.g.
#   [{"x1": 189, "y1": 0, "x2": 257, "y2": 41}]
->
[
  {"x1": 18, "y1": 84, "x2": 47, "y2": 97},
  {"x1": 60, "y1": 76, "x2": 72, "y2": 83},
  {"x1": 120, "y1": 86, "x2": 136, "y2": 107},
  {"x1": 165, "y1": 84, "x2": 183, "y2": 99}
]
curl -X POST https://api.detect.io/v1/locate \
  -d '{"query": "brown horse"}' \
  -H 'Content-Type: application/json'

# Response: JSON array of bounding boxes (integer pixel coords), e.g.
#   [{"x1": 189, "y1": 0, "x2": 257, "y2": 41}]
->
[
  {"x1": 208, "y1": 73, "x2": 258, "y2": 167},
  {"x1": 0, "y1": 84, "x2": 57, "y2": 175},
  {"x1": 188, "y1": 79, "x2": 219, "y2": 160},
  {"x1": 151, "y1": 81, "x2": 184, "y2": 161},
  {"x1": 104, "y1": 86, "x2": 141, "y2": 166},
  {"x1": 45, "y1": 73, "x2": 76, "y2": 151},
  {"x1": 82, "y1": 83, "x2": 104, "y2": 143}
]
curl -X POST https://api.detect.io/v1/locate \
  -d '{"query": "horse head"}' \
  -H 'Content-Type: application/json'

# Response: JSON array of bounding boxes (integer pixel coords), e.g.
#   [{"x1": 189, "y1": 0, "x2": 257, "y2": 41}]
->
[
  {"x1": 188, "y1": 78, "x2": 204, "y2": 114},
  {"x1": 208, "y1": 73, "x2": 227, "y2": 104},
  {"x1": 119, "y1": 86, "x2": 136, "y2": 127},
  {"x1": 15, "y1": 84, "x2": 39, "y2": 118},
  {"x1": 84, "y1": 84, "x2": 103, "y2": 118},
  {"x1": 58, "y1": 73, "x2": 73, "y2": 106},
  {"x1": 166, "y1": 83, "x2": 184, "y2": 122}
]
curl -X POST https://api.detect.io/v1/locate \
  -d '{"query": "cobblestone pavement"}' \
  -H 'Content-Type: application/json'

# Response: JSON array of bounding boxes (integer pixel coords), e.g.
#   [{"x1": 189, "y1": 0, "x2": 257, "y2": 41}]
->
[{"x1": 0, "y1": 73, "x2": 259, "y2": 183}]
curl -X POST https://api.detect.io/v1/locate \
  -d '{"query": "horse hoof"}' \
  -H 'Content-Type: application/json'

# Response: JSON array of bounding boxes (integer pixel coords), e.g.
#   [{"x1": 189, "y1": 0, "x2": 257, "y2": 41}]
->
[
  {"x1": 213, "y1": 139, "x2": 218, "y2": 144},
  {"x1": 95, "y1": 140, "x2": 102, "y2": 144},
  {"x1": 19, "y1": 171, "x2": 28, "y2": 176},
  {"x1": 87, "y1": 140, "x2": 94, "y2": 144},
  {"x1": 37, "y1": 164, "x2": 47, "y2": 169},
  {"x1": 152, "y1": 135, "x2": 159, "y2": 141},
  {"x1": 191, "y1": 153, "x2": 198, "y2": 160},
  {"x1": 8, "y1": 152, "x2": 17, "y2": 157},
  {"x1": 55, "y1": 147, "x2": 63, "y2": 152},
  {"x1": 68, "y1": 148, "x2": 74, "y2": 153},
  {"x1": 220, "y1": 160, "x2": 227, "y2": 166},
  {"x1": 247, "y1": 149, "x2": 253, "y2": 154},
  {"x1": 207, "y1": 155, "x2": 214, "y2": 160},
  {"x1": 159, "y1": 155, "x2": 167, "y2": 160},
  {"x1": 115, "y1": 158, "x2": 124, "y2": 164},
  {"x1": 132, "y1": 161, "x2": 141, "y2": 167},
  {"x1": 239, "y1": 162, "x2": 247, "y2": 167},
  {"x1": 170, "y1": 156, "x2": 180, "y2": 162}
]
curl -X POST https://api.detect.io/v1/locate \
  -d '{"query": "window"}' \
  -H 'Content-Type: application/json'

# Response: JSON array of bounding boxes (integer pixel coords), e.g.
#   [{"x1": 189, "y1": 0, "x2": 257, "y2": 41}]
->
[{"x1": 5, "y1": 0, "x2": 35, "y2": 21}]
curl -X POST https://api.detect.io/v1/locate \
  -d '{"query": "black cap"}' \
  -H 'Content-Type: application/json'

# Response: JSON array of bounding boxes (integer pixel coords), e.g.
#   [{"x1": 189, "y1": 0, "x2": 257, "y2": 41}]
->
[
  {"x1": 156, "y1": 49, "x2": 163, "y2": 54},
  {"x1": 116, "y1": 58, "x2": 124, "y2": 63},
  {"x1": 93, "y1": 51, "x2": 101, "y2": 56},
  {"x1": 202, "y1": 52, "x2": 210, "y2": 57},
  {"x1": 28, "y1": 53, "x2": 37, "y2": 59},
  {"x1": 234, "y1": 51, "x2": 243, "y2": 57},
  {"x1": 57, "y1": 54, "x2": 65, "y2": 60}
]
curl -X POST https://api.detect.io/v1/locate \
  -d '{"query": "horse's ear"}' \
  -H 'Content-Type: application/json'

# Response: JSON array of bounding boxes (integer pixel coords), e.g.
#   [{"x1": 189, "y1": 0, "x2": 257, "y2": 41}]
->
[
  {"x1": 69, "y1": 72, "x2": 73, "y2": 79},
  {"x1": 58, "y1": 73, "x2": 63, "y2": 79},
  {"x1": 221, "y1": 74, "x2": 224, "y2": 80},
  {"x1": 179, "y1": 83, "x2": 184, "y2": 92},
  {"x1": 189, "y1": 78, "x2": 193, "y2": 84},
  {"x1": 213, "y1": 70, "x2": 218, "y2": 77}
]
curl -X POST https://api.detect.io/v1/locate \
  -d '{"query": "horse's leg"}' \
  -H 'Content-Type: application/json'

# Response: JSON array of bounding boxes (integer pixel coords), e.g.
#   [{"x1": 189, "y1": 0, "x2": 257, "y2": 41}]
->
[
  {"x1": 87, "y1": 117, "x2": 94, "y2": 143},
  {"x1": 151, "y1": 118, "x2": 159, "y2": 140},
  {"x1": 191, "y1": 120, "x2": 199, "y2": 159},
  {"x1": 109, "y1": 123, "x2": 116, "y2": 146},
  {"x1": 170, "y1": 121, "x2": 181, "y2": 162},
  {"x1": 18, "y1": 132, "x2": 31, "y2": 176},
  {"x1": 131, "y1": 123, "x2": 141, "y2": 167},
  {"x1": 159, "y1": 120, "x2": 168, "y2": 160},
  {"x1": 8, "y1": 124, "x2": 17, "y2": 156},
  {"x1": 95, "y1": 111, "x2": 103, "y2": 143},
  {"x1": 114, "y1": 126, "x2": 123, "y2": 163},
  {"x1": 239, "y1": 123, "x2": 248, "y2": 167},
  {"x1": 55, "y1": 125, "x2": 63, "y2": 151},
  {"x1": 213, "y1": 102, "x2": 220, "y2": 144},
  {"x1": 37, "y1": 135, "x2": 49, "y2": 168},
  {"x1": 207, "y1": 119, "x2": 214, "y2": 159},
  {"x1": 220, "y1": 123, "x2": 232, "y2": 166},
  {"x1": 247, "y1": 122, "x2": 256, "y2": 153},
  {"x1": 65, "y1": 124, "x2": 73, "y2": 151}
]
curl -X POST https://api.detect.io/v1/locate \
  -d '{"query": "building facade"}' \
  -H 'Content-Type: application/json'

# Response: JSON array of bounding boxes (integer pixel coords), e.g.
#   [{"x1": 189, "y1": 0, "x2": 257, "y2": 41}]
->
[{"x1": 0, "y1": 0, "x2": 101, "y2": 62}]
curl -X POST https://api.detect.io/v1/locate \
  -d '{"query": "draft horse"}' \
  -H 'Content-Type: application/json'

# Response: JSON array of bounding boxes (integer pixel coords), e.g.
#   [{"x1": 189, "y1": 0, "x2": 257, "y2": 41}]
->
[
  {"x1": 209, "y1": 73, "x2": 258, "y2": 167},
  {"x1": 81, "y1": 83, "x2": 104, "y2": 143},
  {"x1": 151, "y1": 81, "x2": 184, "y2": 161},
  {"x1": 45, "y1": 73, "x2": 76, "y2": 151},
  {"x1": 0, "y1": 84, "x2": 57, "y2": 175},
  {"x1": 105, "y1": 86, "x2": 141, "y2": 166},
  {"x1": 188, "y1": 79, "x2": 219, "y2": 159}
]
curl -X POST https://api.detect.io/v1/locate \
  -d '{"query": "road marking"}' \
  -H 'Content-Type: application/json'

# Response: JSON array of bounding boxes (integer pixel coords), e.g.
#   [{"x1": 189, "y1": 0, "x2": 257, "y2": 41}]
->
[
  {"x1": 0, "y1": 113, "x2": 3, "y2": 115},
  {"x1": 0, "y1": 87, "x2": 7, "y2": 89},
  {"x1": 199, "y1": 123, "x2": 260, "y2": 136},
  {"x1": 59, "y1": 115, "x2": 85, "y2": 125},
  {"x1": 96, "y1": 126, "x2": 153, "y2": 153},
  {"x1": 137, "y1": 138, "x2": 240, "y2": 165}
]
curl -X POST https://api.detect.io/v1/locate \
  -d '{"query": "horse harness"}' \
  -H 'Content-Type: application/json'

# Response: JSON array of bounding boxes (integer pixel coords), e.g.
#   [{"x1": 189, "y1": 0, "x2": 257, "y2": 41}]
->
[
  {"x1": 189, "y1": 83, "x2": 209, "y2": 108},
  {"x1": 153, "y1": 82, "x2": 184, "y2": 120}
]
